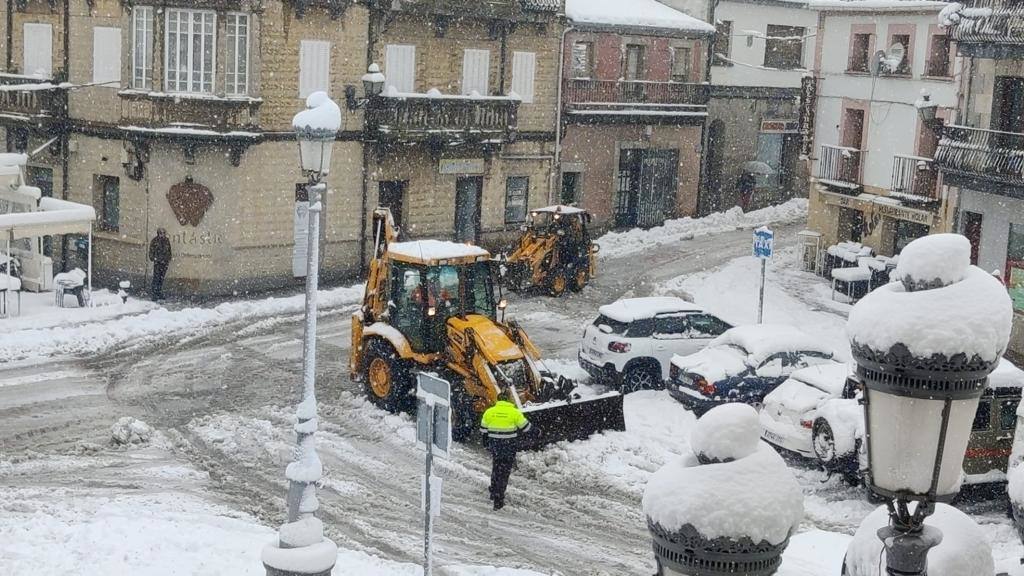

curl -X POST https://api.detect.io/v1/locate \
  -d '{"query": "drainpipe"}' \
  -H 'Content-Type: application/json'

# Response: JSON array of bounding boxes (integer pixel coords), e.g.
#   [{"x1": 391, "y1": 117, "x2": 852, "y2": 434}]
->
[
  {"x1": 550, "y1": 23, "x2": 574, "y2": 205},
  {"x1": 61, "y1": 0, "x2": 69, "y2": 78},
  {"x1": 498, "y1": 21, "x2": 508, "y2": 95},
  {"x1": 359, "y1": 7, "x2": 379, "y2": 274},
  {"x1": 5, "y1": 0, "x2": 12, "y2": 70},
  {"x1": 58, "y1": 0, "x2": 70, "y2": 270}
]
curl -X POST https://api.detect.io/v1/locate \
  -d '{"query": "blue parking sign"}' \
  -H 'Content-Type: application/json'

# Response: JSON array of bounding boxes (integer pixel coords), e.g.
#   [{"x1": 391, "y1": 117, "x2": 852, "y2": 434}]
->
[{"x1": 753, "y1": 227, "x2": 774, "y2": 260}]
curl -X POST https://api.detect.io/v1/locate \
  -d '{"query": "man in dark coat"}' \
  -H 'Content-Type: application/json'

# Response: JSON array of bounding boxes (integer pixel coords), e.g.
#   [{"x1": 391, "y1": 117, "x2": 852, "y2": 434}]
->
[
  {"x1": 148, "y1": 228, "x2": 172, "y2": 301},
  {"x1": 737, "y1": 171, "x2": 757, "y2": 212}
]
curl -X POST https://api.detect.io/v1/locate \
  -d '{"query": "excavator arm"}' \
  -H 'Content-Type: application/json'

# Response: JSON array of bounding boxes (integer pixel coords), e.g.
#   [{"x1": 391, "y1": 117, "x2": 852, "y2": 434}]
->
[{"x1": 351, "y1": 208, "x2": 401, "y2": 377}]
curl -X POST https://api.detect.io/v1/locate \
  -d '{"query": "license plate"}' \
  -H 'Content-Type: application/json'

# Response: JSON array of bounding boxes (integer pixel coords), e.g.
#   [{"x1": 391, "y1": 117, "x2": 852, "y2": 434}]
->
[
  {"x1": 762, "y1": 430, "x2": 785, "y2": 444},
  {"x1": 587, "y1": 347, "x2": 602, "y2": 358}
]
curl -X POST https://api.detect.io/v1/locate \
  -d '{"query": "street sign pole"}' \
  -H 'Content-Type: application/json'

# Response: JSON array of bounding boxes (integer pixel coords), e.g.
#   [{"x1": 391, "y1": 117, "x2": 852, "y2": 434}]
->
[
  {"x1": 752, "y1": 226, "x2": 774, "y2": 324},
  {"x1": 423, "y1": 404, "x2": 434, "y2": 576},
  {"x1": 416, "y1": 372, "x2": 451, "y2": 576},
  {"x1": 758, "y1": 258, "x2": 766, "y2": 324}
]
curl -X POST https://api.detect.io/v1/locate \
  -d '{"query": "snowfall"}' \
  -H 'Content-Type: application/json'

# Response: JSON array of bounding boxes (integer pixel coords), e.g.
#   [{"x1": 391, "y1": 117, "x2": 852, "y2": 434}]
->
[{"x1": 2, "y1": 198, "x2": 1023, "y2": 576}]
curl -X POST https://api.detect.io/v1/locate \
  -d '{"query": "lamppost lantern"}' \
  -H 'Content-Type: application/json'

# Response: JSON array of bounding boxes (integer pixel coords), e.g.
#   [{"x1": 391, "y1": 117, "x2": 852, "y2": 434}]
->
[
  {"x1": 643, "y1": 404, "x2": 804, "y2": 576},
  {"x1": 846, "y1": 233, "x2": 1014, "y2": 576},
  {"x1": 915, "y1": 89, "x2": 941, "y2": 132},
  {"x1": 292, "y1": 91, "x2": 342, "y2": 180},
  {"x1": 362, "y1": 63, "x2": 386, "y2": 98}
]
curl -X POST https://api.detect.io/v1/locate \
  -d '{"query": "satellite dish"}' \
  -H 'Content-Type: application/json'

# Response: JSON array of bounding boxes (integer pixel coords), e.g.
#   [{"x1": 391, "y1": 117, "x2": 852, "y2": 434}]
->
[{"x1": 871, "y1": 44, "x2": 906, "y2": 75}]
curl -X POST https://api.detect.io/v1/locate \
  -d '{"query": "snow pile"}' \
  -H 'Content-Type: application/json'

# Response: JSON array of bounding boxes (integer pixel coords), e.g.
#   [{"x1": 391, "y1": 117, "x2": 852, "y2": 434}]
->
[
  {"x1": 110, "y1": 416, "x2": 153, "y2": 445},
  {"x1": 940, "y1": 2, "x2": 964, "y2": 26},
  {"x1": 565, "y1": 0, "x2": 715, "y2": 33},
  {"x1": 598, "y1": 296, "x2": 700, "y2": 323},
  {"x1": 711, "y1": 324, "x2": 834, "y2": 366},
  {"x1": 389, "y1": 239, "x2": 490, "y2": 261},
  {"x1": 848, "y1": 235, "x2": 1012, "y2": 363},
  {"x1": 689, "y1": 403, "x2": 760, "y2": 461},
  {"x1": 844, "y1": 504, "x2": 995, "y2": 576},
  {"x1": 292, "y1": 91, "x2": 342, "y2": 133},
  {"x1": 670, "y1": 345, "x2": 749, "y2": 383},
  {"x1": 643, "y1": 405, "x2": 803, "y2": 545},
  {"x1": 0, "y1": 283, "x2": 364, "y2": 363},
  {"x1": 596, "y1": 198, "x2": 808, "y2": 259}
]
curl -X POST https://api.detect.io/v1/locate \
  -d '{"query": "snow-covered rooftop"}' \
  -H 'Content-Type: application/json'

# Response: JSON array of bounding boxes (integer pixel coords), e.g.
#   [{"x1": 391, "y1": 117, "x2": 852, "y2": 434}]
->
[
  {"x1": 388, "y1": 240, "x2": 489, "y2": 262},
  {"x1": 711, "y1": 324, "x2": 835, "y2": 365},
  {"x1": 808, "y1": 0, "x2": 948, "y2": 11},
  {"x1": 599, "y1": 296, "x2": 702, "y2": 323},
  {"x1": 565, "y1": 0, "x2": 715, "y2": 34}
]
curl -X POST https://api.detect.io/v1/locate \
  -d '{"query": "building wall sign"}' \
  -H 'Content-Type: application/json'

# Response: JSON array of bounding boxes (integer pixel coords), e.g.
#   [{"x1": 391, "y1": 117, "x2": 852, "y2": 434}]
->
[
  {"x1": 760, "y1": 119, "x2": 799, "y2": 134},
  {"x1": 167, "y1": 178, "x2": 214, "y2": 227},
  {"x1": 820, "y1": 189, "x2": 934, "y2": 226},
  {"x1": 438, "y1": 158, "x2": 485, "y2": 175}
]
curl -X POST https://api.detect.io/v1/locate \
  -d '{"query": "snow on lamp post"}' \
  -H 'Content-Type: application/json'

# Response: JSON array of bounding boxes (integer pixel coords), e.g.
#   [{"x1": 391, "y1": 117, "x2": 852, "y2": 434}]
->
[
  {"x1": 642, "y1": 404, "x2": 804, "y2": 576},
  {"x1": 847, "y1": 234, "x2": 1013, "y2": 576},
  {"x1": 261, "y1": 91, "x2": 342, "y2": 576}
]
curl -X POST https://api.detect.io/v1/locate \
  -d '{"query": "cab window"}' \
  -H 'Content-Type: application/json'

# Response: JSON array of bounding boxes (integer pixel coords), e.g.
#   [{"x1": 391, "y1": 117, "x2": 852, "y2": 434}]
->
[
  {"x1": 390, "y1": 263, "x2": 426, "y2": 350},
  {"x1": 973, "y1": 399, "x2": 992, "y2": 431},
  {"x1": 465, "y1": 262, "x2": 496, "y2": 319},
  {"x1": 426, "y1": 265, "x2": 461, "y2": 317},
  {"x1": 1000, "y1": 399, "x2": 1019, "y2": 431}
]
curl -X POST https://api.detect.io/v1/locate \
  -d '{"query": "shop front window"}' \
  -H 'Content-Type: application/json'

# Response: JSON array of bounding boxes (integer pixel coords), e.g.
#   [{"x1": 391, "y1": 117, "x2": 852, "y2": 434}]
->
[
  {"x1": 894, "y1": 220, "x2": 930, "y2": 254},
  {"x1": 1007, "y1": 223, "x2": 1024, "y2": 312}
]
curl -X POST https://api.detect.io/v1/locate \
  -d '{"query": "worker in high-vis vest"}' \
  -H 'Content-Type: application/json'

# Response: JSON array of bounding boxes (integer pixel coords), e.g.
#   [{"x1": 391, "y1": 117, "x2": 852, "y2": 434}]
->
[{"x1": 480, "y1": 394, "x2": 532, "y2": 510}]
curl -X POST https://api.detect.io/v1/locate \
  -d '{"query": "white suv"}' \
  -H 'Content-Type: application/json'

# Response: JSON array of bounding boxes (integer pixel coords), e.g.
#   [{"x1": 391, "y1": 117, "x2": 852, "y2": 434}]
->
[{"x1": 578, "y1": 297, "x2": 733, "y2": 393}]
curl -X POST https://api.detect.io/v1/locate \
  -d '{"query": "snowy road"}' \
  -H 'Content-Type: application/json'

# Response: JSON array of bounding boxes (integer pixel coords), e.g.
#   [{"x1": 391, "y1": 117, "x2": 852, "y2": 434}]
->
[{"x1": 13, "y1": 214, "x2": 1018, "y2": 575}]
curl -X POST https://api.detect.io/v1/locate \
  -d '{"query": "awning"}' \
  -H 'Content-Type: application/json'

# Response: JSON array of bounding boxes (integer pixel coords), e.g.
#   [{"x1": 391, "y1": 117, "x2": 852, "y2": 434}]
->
[{"x1": 0, "y1": 197, "x2": 96, "y2": 240}]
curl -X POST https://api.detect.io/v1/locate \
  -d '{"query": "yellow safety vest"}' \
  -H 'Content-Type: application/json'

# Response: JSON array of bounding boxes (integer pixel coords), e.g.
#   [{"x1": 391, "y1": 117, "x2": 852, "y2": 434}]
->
[{"x1": 480, "y1": 400, "x2": 531, "y2": 439}]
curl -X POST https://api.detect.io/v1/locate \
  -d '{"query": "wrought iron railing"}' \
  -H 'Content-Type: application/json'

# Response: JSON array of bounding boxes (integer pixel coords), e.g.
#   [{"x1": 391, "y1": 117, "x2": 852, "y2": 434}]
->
[
  {"x1": 0, "y1": 76, "x2": 66, "y2": 120},
  {"x1": 890, "y1": 154, "x2": 938, "y2": 200},
  {"x1": 934, "y1": 124, "x2": 1024, "y2": 185},
  {"x1": 817, "y1": 144, "x2": 862, "y2": 189},
  {"x1": 119, "y1": 91, "x2": 260, "y2": 130},
  {"x1": 946, "y1": 0, "x2": 1024, "y2": 44},
  {"x1": 563, "y1": 79, "x2": 709, "y2": 108},
  {"x1": 365, "y1": 95, "x2": 519, "y2": 142}
]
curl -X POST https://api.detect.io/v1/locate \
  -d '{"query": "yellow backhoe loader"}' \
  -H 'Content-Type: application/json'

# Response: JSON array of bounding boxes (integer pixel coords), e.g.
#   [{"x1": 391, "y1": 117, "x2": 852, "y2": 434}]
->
[
  {"x1": 350, "y1": 207, "x2": 624, "y2": 446},
  {"x1": 500, "y1": 205, "x2": 599, "y2": 296}
]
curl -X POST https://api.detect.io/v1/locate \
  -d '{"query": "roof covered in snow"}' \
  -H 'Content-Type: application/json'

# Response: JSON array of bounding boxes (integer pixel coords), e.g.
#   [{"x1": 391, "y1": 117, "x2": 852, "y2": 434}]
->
[
  {"x1": 565, "y1": 0, "x2": 715, "y2": 35},
  {"x1": 808, "y1": 0, "x2": 948, "y2": 11},
  {"x1": 711, "y1": 324, "x2": 835, "y2": 365},
  {"x1": 388, "y1": 240, "x2": 490, "y2": 264},
  {"x1": 532, "y1": 205, "x2": 586, "y2": 215},
  {"x1": 599, "y1": 296, "x2": 702, "y2": 323}
]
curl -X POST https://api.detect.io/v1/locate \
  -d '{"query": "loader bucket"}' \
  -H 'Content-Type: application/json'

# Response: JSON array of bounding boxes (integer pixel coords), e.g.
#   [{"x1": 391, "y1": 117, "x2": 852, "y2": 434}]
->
[{"x1": 519, "y1": 392, "x2": 626, "y2": 449}]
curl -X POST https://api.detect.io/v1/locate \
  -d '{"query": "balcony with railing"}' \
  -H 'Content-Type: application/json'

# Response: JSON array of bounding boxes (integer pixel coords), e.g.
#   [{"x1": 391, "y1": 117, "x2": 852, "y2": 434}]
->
[
  {"x1": 118, "y1": 91, "x2": 261, "y2": 134},
  {"x1": 364, "y1": 94, "x2": 519, "y2": 145},
  {"x1": 945, "y1": 0, "x2": 1024, "y2": 50},
  {"x1": 816, "y1": 144, "x2": 862, "y2": 191},
  {"x1": 934, "y1": 124, "x2": 1024, "y2": 190},
  {"x1": 0, "y1": 75, "x2": 67, "y2": 125},
  {"x1": 563, "y1": 79, "x2": 709, "y2": 119},
  {"x1": 889, "y1": 154, "x2": 939, "y2": 203}
]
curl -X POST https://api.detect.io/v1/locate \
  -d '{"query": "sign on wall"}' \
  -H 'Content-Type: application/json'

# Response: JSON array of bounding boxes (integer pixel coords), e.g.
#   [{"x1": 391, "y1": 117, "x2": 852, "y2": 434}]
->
[
  {"x1": 167, "y1": 178, "x2": 214, "y2": 227},
  {"x1": 438, "y1": 158, "x2": 485, "y2": 175}
]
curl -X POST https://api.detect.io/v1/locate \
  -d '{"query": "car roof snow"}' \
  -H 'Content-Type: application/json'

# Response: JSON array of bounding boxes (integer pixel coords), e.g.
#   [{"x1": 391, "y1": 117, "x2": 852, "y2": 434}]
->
[
  {"x1": 598, "y1": 297, "x2": 703, "y2": 323},
  {"x1": 388, "y1": 240, "x2": 490, "y2": 265},
  {"x1": 788, "y1": 362, "x2": 850, "y2": 396},
  {"x1": 711, "y1": 324, "x2": 835, "y2": 365}
]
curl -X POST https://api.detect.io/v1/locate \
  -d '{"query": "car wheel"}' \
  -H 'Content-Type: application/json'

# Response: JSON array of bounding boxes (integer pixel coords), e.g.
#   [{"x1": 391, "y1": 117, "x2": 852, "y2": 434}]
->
[
  {"x1": 621, "y1": 365, "x2": 659, "y2": 394},
  {"x1": 812, "y1": 419, "x2": 839, "y2": 466}
]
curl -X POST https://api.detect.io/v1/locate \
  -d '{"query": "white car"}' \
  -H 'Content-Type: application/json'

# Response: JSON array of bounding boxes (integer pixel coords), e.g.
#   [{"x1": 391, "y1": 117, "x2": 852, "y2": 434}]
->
[
  {"x1": 577, "y1": 297, "x2": 733, "y2": 392},
  {"x1": 758, "y1": 363, "x2": 858, "y2": 464}
]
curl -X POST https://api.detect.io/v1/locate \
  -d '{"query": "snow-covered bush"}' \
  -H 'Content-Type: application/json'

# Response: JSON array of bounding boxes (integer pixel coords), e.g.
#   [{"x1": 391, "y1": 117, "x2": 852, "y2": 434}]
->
[
  {"x1": 642, "y1": 405, "x2": 803, "y2": 574},
  {"x1": 844, "y1": 504, "x2": 994, "y2": 576}
]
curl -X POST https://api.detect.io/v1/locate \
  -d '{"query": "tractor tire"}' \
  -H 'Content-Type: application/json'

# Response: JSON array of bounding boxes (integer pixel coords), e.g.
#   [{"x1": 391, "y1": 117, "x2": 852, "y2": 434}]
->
[
  {"x1": 362, "y1": 339, "x2": 412, "y2": 413},
  {"x1": 621, "y1": 363, "x2": 661, "y2": 394},
  {"x1": 570, "y1": 265, "x2": 588, "y2": 292},
  {"x1": 548, "y1": 271, "x2": 569, "y2": 296}
]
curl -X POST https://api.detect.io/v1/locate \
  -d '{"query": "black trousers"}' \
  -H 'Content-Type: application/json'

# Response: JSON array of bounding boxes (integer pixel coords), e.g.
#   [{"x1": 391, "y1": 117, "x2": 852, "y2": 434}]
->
[
  {"x1": 152, "y1": 261, "x2": 169, "y2": 299},
  {"x1": 489, "y1": 453, "x2": 516, "y2": 503}
]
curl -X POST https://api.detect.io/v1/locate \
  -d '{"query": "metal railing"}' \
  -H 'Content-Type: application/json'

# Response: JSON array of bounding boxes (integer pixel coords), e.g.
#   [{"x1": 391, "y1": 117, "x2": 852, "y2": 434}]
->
[
  {"x1": 890, "y1": 154, "x2": 938, "y2": 200},
  {"x1": 935, "y1": 124, "x2": 1024, "y2": 185},
  {"x1": 947, "y1": 0, "x2": 1024, "y2": 44},
  {"x1": 564, "y1": 79, "x2": 709, "y2": 107},
  {"x1": 817, "y1": 144, "x2": 862, "y2": 189},
  {"x1": 365, "y1": 95, "x2": 519, "y2": 142},
  {"x1": 0, "y1": 76, "x2": 66, "y2": 119},
  {"x1": 119, "y1": 92, "x2": 260, "y2": 130}
]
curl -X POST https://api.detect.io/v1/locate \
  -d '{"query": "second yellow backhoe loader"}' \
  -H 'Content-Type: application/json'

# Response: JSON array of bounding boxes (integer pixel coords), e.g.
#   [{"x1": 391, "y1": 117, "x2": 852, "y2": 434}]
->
[
  {"x1": 500, "y1": 205, "x2": 599, "y2": 296},
  {"x1": 350, "y1": 208, "x2": 624, "y2": 446}
]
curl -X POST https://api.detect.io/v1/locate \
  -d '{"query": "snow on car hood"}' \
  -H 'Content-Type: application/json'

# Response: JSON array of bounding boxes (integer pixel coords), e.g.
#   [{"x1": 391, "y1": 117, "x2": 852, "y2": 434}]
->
[
  {"x1": 764, "y1": 378, "x2": 831, "y2": 416},
  {"x1": 672, "y1": 346, "x2": 749, "y2": 382},
  {"x1": 710, "y1": 324, "x2": 834, "y2": 366},
  {"x1": 788, "y1": 363, "x2": 851, "y2": 397}
]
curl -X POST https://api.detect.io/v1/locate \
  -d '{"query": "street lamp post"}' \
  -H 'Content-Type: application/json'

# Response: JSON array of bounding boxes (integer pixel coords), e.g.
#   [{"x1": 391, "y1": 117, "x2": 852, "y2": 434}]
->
[
  {"x1": 847, "y1": 234, "x2": 1013, "y2": 576},
  {"x1": 262, "y1": 91, "x2": 342, "y2": 576}
]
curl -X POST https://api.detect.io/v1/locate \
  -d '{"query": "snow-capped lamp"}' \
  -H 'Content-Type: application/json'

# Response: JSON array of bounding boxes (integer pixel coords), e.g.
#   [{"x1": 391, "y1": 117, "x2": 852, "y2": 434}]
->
[
  {"x1": 346, "y1": 63, "x2": 386, "y2": 110},
  {"x1": 916, "y1": 89, "x2": 943, "y2": 133},
  {"x1": 642, "y1": 404, "x2": 803, "y2": 576},
  {"x1": 846, "y1": 233, "x2": 1013, "y2": 576},
  {"x1": 292, "y1": 91, "x2": 342, "y2": 181}
]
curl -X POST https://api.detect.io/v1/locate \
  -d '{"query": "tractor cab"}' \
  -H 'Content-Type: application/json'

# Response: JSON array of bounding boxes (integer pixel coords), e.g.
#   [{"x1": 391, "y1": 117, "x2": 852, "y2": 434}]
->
[
  {"x1": 504, "y1": 205, "x2": 598, "y2": 296},
  {"x1": 386, "y1": 240, "x2": 497, "y2": 354}
]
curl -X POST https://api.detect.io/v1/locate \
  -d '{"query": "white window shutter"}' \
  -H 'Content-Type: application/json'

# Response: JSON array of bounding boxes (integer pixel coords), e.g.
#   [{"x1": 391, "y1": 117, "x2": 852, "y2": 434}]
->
[
  {"x1": 511, "y1": 51, "x2": 536, "y2": 103},
  {"x1": 299, "y1": 40, "x2": 331, "y2": 98},
  {"x1": 385, "y1": 44, "x2": 416, "y2": 93},
  {"x1": 23, "y1": 23, "x2": 52, "y2": 78},
  {"x1": 462, "y1": 49, "x2": 490, "y2": 96},
  {"x1": 93, "y1": 27, "x2": 122, "y2": 85}
]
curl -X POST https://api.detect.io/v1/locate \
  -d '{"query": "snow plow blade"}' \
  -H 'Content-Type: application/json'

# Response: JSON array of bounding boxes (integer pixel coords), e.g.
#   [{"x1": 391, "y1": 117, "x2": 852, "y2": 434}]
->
[{"x1": 520, "y1": 393, "x2": 625, "y2": 449}]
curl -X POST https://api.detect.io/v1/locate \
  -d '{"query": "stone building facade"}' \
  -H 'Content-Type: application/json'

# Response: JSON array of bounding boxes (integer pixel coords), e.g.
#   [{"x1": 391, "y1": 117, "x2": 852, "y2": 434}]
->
[{"x1": 0, "y1": 0, "x2": 562, "y2": 296}]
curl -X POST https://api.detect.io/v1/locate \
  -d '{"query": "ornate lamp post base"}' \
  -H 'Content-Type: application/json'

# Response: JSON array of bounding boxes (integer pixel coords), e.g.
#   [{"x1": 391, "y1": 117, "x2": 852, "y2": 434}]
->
[{"x1": 876, "y1": 524, "x2": 942, "y2": 576}]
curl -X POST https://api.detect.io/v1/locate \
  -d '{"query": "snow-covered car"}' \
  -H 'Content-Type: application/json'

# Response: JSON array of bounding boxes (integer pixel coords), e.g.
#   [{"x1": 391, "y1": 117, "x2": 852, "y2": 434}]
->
[
  {"x1": 577, "y1": 297, "x2": 733, "y2": 392},
  {"x1": 812, "y1": 358, "x2": 1023, "y2": 488},
  {"x1": 667, "y1": 324, "x2": 837, "y2": 416},
  {"x1": 758, "y1": 362, "x2": 855, "y2": 461}
]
